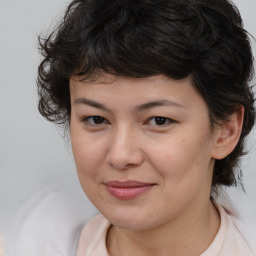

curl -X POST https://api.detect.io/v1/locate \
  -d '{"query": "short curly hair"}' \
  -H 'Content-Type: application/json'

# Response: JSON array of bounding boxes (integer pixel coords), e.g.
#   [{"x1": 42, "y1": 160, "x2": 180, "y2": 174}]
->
[{"x1": 38, "y1": 0, "x2": 255, "y2": 189}]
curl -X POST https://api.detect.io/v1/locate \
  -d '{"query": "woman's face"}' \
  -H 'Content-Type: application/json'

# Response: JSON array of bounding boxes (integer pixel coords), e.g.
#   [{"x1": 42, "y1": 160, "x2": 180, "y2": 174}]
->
[{"x1": 70, "y1": 74, "x2": 218, "y2": 230}]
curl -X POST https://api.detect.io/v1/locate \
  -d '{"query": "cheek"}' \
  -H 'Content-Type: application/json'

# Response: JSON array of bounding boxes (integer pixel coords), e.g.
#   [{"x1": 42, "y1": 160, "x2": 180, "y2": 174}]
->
[
  {"x1": 70, "y1": 127, "x2": 103, "y2": 179},
  {"x1": 71, "y1": 132, "x2": 105, "y2": 202},
  {"x1": 148, "y1": 133, "x2": 213, "y2": 182}
]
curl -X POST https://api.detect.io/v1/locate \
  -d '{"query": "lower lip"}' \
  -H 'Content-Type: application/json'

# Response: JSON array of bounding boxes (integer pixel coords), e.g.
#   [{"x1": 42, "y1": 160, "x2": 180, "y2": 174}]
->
[{"x1": 105, "y1": 185, "x2": 154, "y2": 200}]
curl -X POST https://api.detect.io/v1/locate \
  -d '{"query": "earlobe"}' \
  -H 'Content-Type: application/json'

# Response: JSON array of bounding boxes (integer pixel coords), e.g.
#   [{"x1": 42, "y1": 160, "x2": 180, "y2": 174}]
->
[{"x1": 211, "y1": 106, "x2": 244, "y2": 160}]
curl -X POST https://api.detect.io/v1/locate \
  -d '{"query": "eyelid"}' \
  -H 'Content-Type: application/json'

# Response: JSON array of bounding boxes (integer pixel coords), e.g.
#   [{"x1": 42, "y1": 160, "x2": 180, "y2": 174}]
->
[
  {"x1": 146, "y1": 116, "x2": 176, "y2": 126},
  {"x1": 80, "y1": 115, "x2": 176, "y2": 128},
  {"x1": 82, "y1": 115, "x2": 110, "y2": 126}
]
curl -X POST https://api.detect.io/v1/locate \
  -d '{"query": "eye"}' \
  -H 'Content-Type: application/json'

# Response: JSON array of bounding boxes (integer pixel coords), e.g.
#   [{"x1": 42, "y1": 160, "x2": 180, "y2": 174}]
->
[
  {"x1": 147, "y1": 116, "x2": 174, "y2": 126},
  {"x1": 83, "y1": 116, "x2": 108, "y2": 125}
]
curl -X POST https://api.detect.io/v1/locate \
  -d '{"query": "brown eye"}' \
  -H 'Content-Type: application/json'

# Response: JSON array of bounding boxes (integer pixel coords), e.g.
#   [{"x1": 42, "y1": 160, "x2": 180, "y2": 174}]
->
[
  {"x1": 84, "y1": 116, "x2": 107, "y2": 125},
  {"x1": 155, "y1": 117, "x2": 167, "y2": 125},
  {"x1": 148, "y1": 116, "x2": 173, "y2": 126}
]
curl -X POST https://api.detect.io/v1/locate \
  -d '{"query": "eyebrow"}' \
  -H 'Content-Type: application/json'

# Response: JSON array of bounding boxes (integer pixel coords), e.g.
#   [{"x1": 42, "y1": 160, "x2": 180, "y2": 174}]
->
[
  {"x1": 74, "y1": 98, "x2": 185, "y2": 111},
  {"x1": 74, "y1": 98, "x2": 110, "y2": 111},
  {"x1": 135, "y1": 99, "x2": 185, "y2": 111}
]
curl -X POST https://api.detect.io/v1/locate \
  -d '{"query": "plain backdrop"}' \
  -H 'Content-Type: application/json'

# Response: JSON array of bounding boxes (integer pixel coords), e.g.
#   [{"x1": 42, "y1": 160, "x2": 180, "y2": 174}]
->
[{"x1": 0, "y1": 0, "x2": 256, "y2": 235}]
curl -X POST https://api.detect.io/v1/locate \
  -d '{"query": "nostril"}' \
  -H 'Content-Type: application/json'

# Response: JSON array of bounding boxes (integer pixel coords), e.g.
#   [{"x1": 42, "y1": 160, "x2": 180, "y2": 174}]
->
[
  {"x1": 106, "y1": 145, "x2": 144, "y2": 170},
  {"x1": 105, "y1": 130, "x2": 144, "y2": 170}
]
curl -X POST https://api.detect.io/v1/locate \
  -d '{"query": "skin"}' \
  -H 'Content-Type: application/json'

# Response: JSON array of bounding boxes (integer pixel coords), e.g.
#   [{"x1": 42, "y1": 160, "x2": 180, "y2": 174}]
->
[{"x1": 69, "y1": 74, "x2": 242, "y2": 256}]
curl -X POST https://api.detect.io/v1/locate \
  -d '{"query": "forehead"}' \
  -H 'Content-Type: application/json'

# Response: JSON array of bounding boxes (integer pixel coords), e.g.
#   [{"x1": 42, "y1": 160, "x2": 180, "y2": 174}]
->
[
  {"x1": 70, "y1": 73, "x2": 194, "y2": 94},
  {"x1": 69, "y1": 74, "x2": 210, "y2": 116}
]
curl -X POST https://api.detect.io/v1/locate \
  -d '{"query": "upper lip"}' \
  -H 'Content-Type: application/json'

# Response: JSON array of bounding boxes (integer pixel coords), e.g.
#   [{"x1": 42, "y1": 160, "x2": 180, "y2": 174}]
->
[{"x1": 104, "y1": 180, "x2": 155, "y2": 188}]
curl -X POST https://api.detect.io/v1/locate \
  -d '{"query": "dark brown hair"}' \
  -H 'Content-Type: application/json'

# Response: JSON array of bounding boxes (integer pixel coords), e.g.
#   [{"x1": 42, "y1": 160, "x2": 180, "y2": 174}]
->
[{"x1": 38, "y1": 0, "x2": 255, "y2": 189}]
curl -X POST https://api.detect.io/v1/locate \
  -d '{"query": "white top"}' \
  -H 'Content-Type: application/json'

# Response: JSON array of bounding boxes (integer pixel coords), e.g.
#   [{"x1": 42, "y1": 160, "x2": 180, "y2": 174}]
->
[{"x1": 76, "y1": 203, "x2": 256, "y2": 256}]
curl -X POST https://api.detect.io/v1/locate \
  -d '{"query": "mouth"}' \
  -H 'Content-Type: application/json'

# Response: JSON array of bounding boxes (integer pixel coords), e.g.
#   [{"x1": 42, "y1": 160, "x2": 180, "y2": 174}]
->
[{"x1": 104, "y1": 180, "x2": 156, "y2": 200}]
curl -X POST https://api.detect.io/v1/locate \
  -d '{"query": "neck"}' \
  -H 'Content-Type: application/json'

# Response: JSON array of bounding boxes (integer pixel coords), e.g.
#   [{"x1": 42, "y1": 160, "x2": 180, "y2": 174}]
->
[{"x1": 107, "y1": 200, "x2": 220, "y2": 256}]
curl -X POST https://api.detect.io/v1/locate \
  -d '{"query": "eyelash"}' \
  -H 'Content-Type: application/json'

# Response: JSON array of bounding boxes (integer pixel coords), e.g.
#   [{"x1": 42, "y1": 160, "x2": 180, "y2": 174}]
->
[
  {"x1": 82, "y1": 115, "x2": 175, "y2": 127},
  {"x1": 146, "y1": 116, "x2": 175, "y2": 126},
  {"x1": 82, "y1": 116, "x2": 109, "y2": 125}
]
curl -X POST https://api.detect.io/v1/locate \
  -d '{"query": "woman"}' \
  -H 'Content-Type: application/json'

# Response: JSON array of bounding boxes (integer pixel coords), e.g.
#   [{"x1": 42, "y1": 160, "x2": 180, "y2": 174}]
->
[{"x1": 14, "y1": 0, "x2": 256, "y2": 255}]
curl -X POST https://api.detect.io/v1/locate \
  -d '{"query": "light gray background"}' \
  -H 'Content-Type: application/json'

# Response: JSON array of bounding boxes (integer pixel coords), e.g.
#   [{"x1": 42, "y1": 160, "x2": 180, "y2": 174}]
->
[{"x1": 0, "y1": 0, "x2": 256, "y2": 235}]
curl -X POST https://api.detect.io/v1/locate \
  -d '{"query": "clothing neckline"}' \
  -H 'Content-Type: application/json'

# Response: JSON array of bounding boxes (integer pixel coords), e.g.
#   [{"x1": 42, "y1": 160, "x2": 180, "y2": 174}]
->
[{"x1": 76, "y1": 202, "x2": 229, "y2": 256}]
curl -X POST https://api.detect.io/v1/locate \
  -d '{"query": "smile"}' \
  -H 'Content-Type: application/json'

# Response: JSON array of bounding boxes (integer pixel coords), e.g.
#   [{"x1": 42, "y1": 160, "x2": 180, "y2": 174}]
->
[{"x1": 104, "y1": 180, "x2": 155, "y2": 200}]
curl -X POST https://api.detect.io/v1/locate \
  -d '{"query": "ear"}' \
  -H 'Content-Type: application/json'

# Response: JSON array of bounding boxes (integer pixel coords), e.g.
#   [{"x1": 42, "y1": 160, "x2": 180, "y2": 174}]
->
[{"x1": 211, "y1": 106, "x2": 244, "y2": 160}]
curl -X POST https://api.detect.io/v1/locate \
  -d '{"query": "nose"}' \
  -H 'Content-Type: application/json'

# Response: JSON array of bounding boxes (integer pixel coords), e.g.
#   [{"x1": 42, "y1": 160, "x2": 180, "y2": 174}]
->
[{"x1": 106, "y1": 127, "x2": 144, "y2": 170}]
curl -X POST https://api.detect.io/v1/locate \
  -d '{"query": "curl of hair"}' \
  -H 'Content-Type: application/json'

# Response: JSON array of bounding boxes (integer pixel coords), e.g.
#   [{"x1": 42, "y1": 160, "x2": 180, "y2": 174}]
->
[{"x1": 38, "y1": 0, "x2": 255, "y2": 189}]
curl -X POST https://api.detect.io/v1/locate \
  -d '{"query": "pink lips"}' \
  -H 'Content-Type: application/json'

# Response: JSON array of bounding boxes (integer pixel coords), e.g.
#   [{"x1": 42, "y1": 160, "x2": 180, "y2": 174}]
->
[{"x1": 104, "y1": 180, "x2": 155, "y2": 200}]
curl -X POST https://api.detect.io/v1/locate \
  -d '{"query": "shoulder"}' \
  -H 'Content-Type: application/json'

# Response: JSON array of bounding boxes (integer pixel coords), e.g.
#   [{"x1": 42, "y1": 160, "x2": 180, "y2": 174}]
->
[
  {"x1": 202, "y1": 202, "x2": 256, "y2": 256},
  {"x1": 213, "y1": 203, "x2": 256, "y2": 256},
  {"x1": 6, "y1": 184, "x2": 98, "y2": 256},
  {"x1": 76, "y1": 214, "x2": 111, "y2": 256},
  {"x1": 225, "y1": 210, "x2": 256, "y2": 255}
]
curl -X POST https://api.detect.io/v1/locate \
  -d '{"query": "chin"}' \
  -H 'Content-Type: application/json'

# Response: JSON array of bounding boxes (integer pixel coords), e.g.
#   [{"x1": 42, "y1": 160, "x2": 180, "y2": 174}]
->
[{"x1": 102, "y1": 207, "x2": 158, "y2": 231}]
